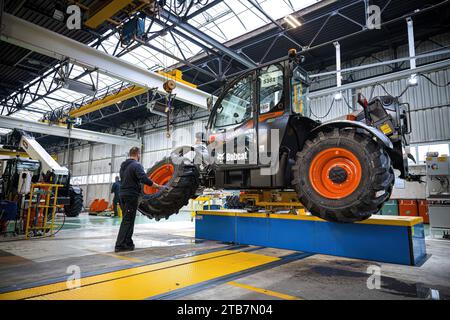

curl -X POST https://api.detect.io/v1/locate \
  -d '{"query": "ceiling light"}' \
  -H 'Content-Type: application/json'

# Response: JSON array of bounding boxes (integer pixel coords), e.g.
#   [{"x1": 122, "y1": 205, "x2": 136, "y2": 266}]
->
[
  {"x1": 58, "y1": 78, "x2": 96, "y2": 96},
  {"x1": 408, "y1": 74, "x2": 418, "y2": 86},
  {"x1": 284, "y1": 15, "x2": 302, "y2": 28}
]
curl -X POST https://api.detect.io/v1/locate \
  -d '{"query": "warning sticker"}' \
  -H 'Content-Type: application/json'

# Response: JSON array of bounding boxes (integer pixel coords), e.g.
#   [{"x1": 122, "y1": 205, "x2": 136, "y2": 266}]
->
[{"x1": 380, "y1": 123, "x2": 393, "y2": 135}]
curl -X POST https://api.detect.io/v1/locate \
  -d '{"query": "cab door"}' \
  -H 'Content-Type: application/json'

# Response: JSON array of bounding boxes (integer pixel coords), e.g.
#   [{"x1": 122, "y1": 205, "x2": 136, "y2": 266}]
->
[
  {"x1": 257, "y1": 63, "x2": 289, "y2": 171},
  {"x1": 208, "y1": 71, "x2": 258, "y2": 168}
]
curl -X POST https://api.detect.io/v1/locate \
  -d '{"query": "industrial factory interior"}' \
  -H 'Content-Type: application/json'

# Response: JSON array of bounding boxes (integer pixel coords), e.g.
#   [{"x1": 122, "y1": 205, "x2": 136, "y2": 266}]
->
[{"x1": 0, "y1": 0, "x2": 450, "y2": 308}]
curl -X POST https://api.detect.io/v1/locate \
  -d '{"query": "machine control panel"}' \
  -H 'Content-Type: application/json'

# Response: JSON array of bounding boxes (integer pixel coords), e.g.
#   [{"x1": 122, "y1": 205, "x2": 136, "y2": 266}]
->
[{"x1": 426, "y1": 154, "x2": 450, "y2": 176}]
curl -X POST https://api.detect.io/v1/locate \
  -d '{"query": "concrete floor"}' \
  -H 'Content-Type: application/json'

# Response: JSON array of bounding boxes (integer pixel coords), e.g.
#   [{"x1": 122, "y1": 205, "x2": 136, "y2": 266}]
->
[{"x1": 0, "y1": 211, "x2": 449, "y2": 300}]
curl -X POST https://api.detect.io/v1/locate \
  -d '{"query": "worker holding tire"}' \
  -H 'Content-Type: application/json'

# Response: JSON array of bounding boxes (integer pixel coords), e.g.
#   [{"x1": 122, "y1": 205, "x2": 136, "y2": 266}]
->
[{"x1": 115, "y1": 147, "x2": 164, "y2": 253}]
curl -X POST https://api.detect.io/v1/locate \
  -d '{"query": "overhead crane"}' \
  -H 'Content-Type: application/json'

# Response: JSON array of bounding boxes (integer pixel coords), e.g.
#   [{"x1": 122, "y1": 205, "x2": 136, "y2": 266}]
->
[
  {"x1": 0, "y1": 13, "x2": 209, "y2": 145},
  {"x1": 0, "y1": 13, "x2": 210, "y2": 109},
  {"x1": 68, "y1": 85, "x2": 148, "y2": 119},
  {"x1": 53, "y1": 69, "x2": 196, "y2": 123}
]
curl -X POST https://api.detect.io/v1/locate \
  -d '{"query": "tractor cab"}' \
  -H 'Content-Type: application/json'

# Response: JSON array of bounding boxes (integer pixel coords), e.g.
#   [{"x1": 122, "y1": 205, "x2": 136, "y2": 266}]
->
[
  {"x1": 1, "y1": 158, "x2": 41, "y2": 200},
  {"x1": 206, "y1": 57, "x2": 311, "y2": 173},
  {"x1": 204, "y1": 54, "x2": 313, "y2": 190},
  {"x1": 208, "y1": 59, "x2": 310, "y2": 131}
]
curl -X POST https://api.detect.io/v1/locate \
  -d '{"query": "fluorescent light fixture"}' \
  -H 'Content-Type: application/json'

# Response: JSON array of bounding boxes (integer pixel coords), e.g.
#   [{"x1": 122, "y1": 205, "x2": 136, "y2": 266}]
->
[
  {"x1": 146, "y1": 101, "x2": 168, "y2": 117},
  {"x1": 284, "y1": 15, "x2": 302, "y2": 28},
  {"x1": 408, "y1": 74, "x2": 418, "y2": 86},
  {"x1": 60, "y1": 78, "x2": 96, "y2": 96}
]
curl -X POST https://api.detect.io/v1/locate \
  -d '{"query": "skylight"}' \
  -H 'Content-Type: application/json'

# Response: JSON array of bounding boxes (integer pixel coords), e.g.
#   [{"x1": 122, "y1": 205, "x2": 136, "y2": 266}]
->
[{"x1": 12, "y1": 0, "x2": 321, "y2": 121}]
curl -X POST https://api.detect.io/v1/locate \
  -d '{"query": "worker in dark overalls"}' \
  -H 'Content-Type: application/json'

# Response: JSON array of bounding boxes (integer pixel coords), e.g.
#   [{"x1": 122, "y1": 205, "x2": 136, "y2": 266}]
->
[
  {"x1": 110, "y1": 176, "x2": 122, "y2": 217},
  {"x1": 115, "y1": 147, "x2": 164, "y2": 252}
]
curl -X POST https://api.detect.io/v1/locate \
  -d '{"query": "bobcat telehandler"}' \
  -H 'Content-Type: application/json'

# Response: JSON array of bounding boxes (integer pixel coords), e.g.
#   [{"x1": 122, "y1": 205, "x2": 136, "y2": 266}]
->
[{"x1": 138, "y1": 50, "x2": 416, "y2": 223}]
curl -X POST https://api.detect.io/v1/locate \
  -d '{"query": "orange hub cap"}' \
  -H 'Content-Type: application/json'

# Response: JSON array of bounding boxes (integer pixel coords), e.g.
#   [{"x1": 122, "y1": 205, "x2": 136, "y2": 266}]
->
[
  {"x1": 143, "y1": 164, "x2": 174, "y2": 195},
  {"x1": 309, "y1": 148, "x2": 362, "y2": 199}
]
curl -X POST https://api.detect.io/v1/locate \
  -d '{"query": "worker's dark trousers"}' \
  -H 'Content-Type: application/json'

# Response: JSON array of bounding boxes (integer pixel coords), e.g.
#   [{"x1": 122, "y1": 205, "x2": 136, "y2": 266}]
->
[
  {"x1": 112, "y1": 196, "x2": 122, "y2": 217},
  {"x1": 115, "y1": 196, "x2": 138, "y2": 249}
]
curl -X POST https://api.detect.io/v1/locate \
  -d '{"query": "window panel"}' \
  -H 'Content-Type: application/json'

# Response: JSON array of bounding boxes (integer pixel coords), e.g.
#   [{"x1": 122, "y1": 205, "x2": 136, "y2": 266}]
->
[{"x1": 214, "y1": 75, "x2": 253, "y2": 128}]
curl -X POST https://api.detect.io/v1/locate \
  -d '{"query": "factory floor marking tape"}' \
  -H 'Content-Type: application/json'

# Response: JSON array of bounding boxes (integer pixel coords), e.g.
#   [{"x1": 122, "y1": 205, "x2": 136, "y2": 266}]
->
[
  {"x1": 0, "y1": 249, "x2": 278, "y2": 300},
  {"x1": 227, "y1": 281, "x2": 303, "y2": 300}
]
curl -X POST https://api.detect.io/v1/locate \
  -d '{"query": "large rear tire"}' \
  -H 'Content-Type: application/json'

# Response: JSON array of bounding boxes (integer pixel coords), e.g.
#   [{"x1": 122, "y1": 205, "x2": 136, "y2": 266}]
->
[
  {"x1": 138, "y1": 157, "x2": 199, "y2": 221},
  {"x1": 64, "y1": 186, "x2": 83, "y2": 217},
  {"x1": 292, "y1": 128, "x2": 394, "y2": 223}
]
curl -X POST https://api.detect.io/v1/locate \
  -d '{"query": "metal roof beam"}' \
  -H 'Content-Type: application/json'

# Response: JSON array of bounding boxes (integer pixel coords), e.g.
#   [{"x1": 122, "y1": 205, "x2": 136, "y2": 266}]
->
[
  {"x1": 246, "y1": 0, "x2": 304, "y2": 49},
  {"x1": 0, "y1": 13, "x2": 210, "y2": 109},
  {"x1": 309, "y1": 58, "x2": 450, "y2": 99},
  {"x1": 0, "y1": 115, "x2": 141, "y2": 147},
  {"x1": 186, "y1": 0, "x2": 224, "y2": 20},
  {"x1": 159, "y1": 10, "x2": 257, "y2": 69}
]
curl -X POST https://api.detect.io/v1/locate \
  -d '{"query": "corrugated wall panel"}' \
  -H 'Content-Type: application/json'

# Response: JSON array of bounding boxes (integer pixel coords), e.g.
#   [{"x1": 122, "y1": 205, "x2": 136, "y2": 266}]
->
[
  {"x1": 410, "y1": 106, "x2": 450, "y2": 143},
  {"x1": 113, "y1": 156, "x2": 126, "y2": 172},
  {"x1": 72, "y1": 162, "x2": 88, "y2": 176},
  {"x1": 311, "y1": 32, "x2": 450, "y2": 91},
  {"x1": 311, "y1": 67, "x2": 450, "y2": 143},
  {"x1": 73, "y1": 146, "x2": 90, "y2": 163},
  {"x1": 92, "y1": 144, "x2": 112, "y2": 160},
  {"x1": 90, "y1": 159, "x2": 111, "y2": 174},
  {"x1": 142, "y1": 150, "x2": 171, "y2": 169},
  {"x1": 114, "y1": 144, "x2": 129, "y2": 157},
  {"x1": 140, "y1": 119, "x2": 208, "y2": 169},
  {"x1": 309, "y1": 93, "x2": 354, "y2": 120}
]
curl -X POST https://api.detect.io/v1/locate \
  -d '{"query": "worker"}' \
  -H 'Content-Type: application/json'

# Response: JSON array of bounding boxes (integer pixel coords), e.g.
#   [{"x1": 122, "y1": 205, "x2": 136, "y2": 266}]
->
[
  {"x1": 115, "y1": 147, "x2": 164, "y2": 252},
  {"x1": 193, "y1": 132, "x2": 209, "y2": 167},
  {"x1": 110, "y1": 176, "x2": 122, "y2": 217}
]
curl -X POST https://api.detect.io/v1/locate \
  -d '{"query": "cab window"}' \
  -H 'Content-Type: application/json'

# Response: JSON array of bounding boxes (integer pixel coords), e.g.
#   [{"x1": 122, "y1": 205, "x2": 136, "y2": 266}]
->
[
  {"x1": 291, "y1": 67, "x2": 310, "y2": 115},
  {"x1": 259, "y1": 64, "x2": 284, "y2": 114},
  {"x1": 214, "y1": 75, "x2": 253, "y2": 128}
]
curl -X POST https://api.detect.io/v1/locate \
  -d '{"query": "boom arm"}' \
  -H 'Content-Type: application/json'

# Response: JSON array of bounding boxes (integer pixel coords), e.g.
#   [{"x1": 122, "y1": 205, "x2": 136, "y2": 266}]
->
[{"x1": 19, "y1": 135, "x2": 69, "y2": 179}]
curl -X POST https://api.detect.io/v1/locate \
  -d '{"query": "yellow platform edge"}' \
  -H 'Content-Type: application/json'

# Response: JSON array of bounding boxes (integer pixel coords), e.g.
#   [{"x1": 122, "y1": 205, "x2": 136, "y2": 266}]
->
[{"x1": 196, "y1": 210, "x2": 423, "y2": 227}]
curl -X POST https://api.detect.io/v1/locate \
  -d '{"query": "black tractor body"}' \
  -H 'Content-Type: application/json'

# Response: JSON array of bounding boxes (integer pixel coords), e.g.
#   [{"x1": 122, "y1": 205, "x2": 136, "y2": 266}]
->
[{"x1": 141, "y1": 52, "x2": 415, "y2": 223}]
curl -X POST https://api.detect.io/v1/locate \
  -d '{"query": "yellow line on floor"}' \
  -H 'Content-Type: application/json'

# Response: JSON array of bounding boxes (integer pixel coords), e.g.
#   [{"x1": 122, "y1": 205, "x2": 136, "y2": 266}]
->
[
  {"x1": 0, "y1": 250, "x2": 278, "y2": 300},
  {"x1": 0, "y1": 250, "x2": 233, "y2": 300},
  {"x1": 227, "y1": 281, "x2": 303, "y2": 300}
]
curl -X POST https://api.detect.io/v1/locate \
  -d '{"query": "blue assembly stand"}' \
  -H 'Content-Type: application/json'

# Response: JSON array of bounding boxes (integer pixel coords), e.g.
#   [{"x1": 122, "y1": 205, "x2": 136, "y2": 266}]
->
[{"x1": 195, "y1": 211, "x2": 427, "y2": 266}]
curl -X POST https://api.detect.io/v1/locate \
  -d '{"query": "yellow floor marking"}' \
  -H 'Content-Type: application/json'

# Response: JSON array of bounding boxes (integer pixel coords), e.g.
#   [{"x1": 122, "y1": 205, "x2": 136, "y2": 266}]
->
[
  {"x1": 0, "y1": 250, "x2": 233, "y2": 300},
  {"x1": 228, "y1": 281, "x2": 303, "y2": 300},
  {"x1": 0, "y1": 250, "x2": 278, "y2": 300},
  {"x1": 31, "y1": 252, "x2": 278, "y2": 300}
]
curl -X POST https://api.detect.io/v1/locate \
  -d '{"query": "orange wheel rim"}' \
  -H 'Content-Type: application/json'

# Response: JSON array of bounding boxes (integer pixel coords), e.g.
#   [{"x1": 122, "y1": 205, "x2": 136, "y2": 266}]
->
[
  {"x1": 309, "y1": 148, "x2": 362, "y2": 199},
  {"x1": 143, "y1": 164, "x2": 174, "y2": 195}
]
